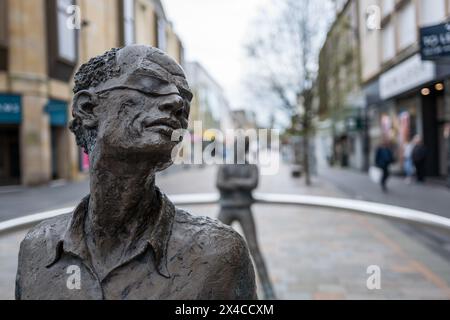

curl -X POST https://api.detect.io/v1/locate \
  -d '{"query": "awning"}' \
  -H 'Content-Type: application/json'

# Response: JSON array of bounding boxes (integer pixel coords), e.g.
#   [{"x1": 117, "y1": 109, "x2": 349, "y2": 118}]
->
[{"x1": 45, "y1": 99, "x2": 68, "y2": 126}]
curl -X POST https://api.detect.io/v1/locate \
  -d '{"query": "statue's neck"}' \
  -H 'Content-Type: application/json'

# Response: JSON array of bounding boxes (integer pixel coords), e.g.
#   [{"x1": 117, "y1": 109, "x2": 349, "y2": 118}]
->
[{"x1": 86, "y1": 156, "x2": 159, "y2": 241}]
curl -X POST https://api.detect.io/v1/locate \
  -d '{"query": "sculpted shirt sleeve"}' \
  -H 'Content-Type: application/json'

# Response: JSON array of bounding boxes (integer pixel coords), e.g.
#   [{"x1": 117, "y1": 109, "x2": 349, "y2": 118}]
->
[
  {"x1": 15, "y1": 224, "x2": 44, "y2": 300},
  {"x1": 231, "y1": 165, "x2": 259, "y2": 191},
  {"x1": 15, "y1": 227, "x2": 38, "y2": 300},
  {"x1": 216, "y1": 165, "x2": 259, "y2": 191},
  {"x1": 242, "y1": 165, "x2": 259, "y2": 190},
  {"x1": 15, "y1": 247, "x2": 23, "y2": 300},
  {"x1": 205, "y1": 231, "x2": 258, "y2": 300},
  {"x1": 216, "y1": 165, "x2": 235, "y2": 190}
]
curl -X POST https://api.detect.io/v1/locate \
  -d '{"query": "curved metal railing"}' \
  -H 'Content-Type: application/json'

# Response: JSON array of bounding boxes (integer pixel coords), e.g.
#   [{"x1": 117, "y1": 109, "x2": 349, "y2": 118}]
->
[{"x1": 1, "y1": 193, "x2": 450, "y2": 235}]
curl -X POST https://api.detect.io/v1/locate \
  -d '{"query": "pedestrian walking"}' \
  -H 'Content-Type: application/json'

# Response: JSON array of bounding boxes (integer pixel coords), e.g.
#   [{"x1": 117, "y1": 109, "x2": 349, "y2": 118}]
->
[
  {"x1": 412, "y1": 135, "x2": 427, "y2": 183},
  {"x1": 403, "y1": 139, "x2": 415, "y2": 184},
  {"x1": 375, "y1": 139, "x2": 395, "y2": 192}
]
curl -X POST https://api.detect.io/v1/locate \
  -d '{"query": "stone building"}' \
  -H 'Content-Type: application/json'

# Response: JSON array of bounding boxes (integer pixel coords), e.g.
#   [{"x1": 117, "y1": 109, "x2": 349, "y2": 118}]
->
[
  {"x1": 0, "y1": 0, "x2": 184, "y2": 186},
  {"x1": 185, "y1": 61, "x2": 233, "y2": 135},
  {"x1": 359, "y1": 0, "x2": 450, "y2": 178},
  {"x1": 317, "y1": 0, "x2": 366, "y2": 170},
  {"x1": 317, "y1": 0, "x2": 450, "y2": 181}
]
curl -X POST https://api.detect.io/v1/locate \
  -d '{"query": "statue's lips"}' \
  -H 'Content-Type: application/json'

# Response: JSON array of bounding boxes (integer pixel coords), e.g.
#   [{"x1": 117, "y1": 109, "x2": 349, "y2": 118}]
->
[{"x1": 142, "y1": 118, "x2": 182, "y2": 136}]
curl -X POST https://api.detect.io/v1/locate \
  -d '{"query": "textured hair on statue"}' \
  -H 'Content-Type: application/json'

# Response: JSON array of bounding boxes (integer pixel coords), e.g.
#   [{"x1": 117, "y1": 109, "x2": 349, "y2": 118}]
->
[
  {"x1": 72, "y1": 47, "x2": 121, "y2": 94},
  {"x1": 70, "y1": 47, "x2": 122, "y2": 154}
]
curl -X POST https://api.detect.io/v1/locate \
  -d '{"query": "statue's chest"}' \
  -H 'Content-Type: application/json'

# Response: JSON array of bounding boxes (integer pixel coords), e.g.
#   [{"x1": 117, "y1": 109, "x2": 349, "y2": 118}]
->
[
  {"x1": 225, "y1": 165, "x2": 252, "y2": 178},
  {"x1": 23, "y1": 251, "x2": 199, "y2": 300}
]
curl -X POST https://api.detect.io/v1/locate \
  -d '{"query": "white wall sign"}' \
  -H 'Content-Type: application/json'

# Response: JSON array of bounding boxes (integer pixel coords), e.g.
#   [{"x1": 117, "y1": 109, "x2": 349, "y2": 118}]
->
[{"x1": 380, "y1": 54, "x2": 436, "y2": 100}]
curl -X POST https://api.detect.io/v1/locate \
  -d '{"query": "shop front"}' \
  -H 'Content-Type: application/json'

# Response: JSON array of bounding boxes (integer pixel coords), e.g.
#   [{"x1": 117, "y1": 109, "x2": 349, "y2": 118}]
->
[
  {"x1": 45, "y1": 99, "x2": 70, "y2": 180},
  {"x1": 0, "y1": 94, "x2": 21, "y2": 185},
  {"x1": 371, "y1": 53, "x2": 450, "y2": 178}
]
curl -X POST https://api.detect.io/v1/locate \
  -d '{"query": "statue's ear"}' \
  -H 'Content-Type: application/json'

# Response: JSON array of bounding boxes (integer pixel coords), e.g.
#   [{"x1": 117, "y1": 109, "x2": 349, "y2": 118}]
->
[{"x1": 72, "y1": 90, "x2": 99, "y2": 128}]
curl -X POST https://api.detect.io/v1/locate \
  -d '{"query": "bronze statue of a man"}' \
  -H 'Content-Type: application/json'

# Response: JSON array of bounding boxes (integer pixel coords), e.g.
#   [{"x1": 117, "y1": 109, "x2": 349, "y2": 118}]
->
[
  {"x1": 15, "y1": 45, "x2": 257, "y2": 300},
  {"x1": 217, "y1": 140, "x2": 275, "y2": 300}
]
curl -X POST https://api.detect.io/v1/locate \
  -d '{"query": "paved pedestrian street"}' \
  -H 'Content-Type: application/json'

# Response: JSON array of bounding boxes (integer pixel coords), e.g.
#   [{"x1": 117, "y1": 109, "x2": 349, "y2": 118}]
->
[
  {"x1": 189, "y1": 205, "x2": 450, "y2": 300},
  {"x1": 1, "y1": 165, "x2": 450, "y2": 299}
]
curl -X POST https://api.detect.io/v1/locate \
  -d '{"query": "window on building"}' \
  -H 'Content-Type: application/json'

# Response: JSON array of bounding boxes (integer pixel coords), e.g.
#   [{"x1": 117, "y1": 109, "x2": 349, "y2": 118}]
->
[
  {"x1": 123, "y1": 0, "x2": 135, "y2": 45},
  {"x1": 47, "y1": 0, "x2": 78, "y2": 81},
  {"x1": 382, "y1": 22, "x2": 395, "y2": 62},
  {"x1": 0, "y1": 0, "x2": 7, "y2": 46},
  {"x1": 157, "y1": 16, "x2": 167, "y2": 52},
  {"x1": 419, "y1": 0, "x2": 445, "y2": 26},
  {"x1": 398, "y1": 2, "x2": 417, "y2": 50},
  {"x1": 382, "y1": 0, "x2": 395, "y2": 17},
  {"x1": 0, "y1": 0, "x2": 8, "y2": 70},
  {"x1": 56, "y1": 0, "x2": 77, "y2": 62}
]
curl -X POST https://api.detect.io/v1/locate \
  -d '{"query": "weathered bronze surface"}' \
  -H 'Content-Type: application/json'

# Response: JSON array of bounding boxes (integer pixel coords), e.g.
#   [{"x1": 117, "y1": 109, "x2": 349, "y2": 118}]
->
[{"x1": 15, "y1": 45, "x2": 257, "y2": 300}]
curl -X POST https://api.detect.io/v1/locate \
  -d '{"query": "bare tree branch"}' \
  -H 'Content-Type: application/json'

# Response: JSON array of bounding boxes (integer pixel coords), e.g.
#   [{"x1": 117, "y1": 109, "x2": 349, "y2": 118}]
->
[{"x1": 244, "y1": 0, "x2": 333, "y2": 185}]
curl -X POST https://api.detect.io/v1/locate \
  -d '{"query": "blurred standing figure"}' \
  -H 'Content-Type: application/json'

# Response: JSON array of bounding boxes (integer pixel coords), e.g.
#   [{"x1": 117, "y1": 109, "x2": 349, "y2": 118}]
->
[
  {"x1": 412, "y1": 135, "x2": 427, "y2": 183},
  {"x1": 375, "y1": 139, "x2": 395, "y2": 192},
  {"x1": 403, "y1": 139, "x2": 415, "y2": 184},
  {"x1": 216, "y1": 142, "x2": 275, "y2": 300}
]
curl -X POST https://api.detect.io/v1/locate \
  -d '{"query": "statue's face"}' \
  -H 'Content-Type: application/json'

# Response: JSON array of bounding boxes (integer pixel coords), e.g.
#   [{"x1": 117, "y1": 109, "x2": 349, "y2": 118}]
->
[{"x1": 93, "y1": 75, "x2": 189, "y2": 167}]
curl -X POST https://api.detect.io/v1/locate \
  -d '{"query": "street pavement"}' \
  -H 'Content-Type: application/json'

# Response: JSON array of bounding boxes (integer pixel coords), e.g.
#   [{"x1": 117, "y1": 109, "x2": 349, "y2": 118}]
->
[
  {"x1": 1, "y1": 164, "x2": 450, "y2": 299},
  {"x1": 0, "y1": 179, "x2": 90, "y2": 222},
  {"x1": 320, "y1": 166, "x2": 450, "y2": 218},
  {"x1": 319, "y1": 166, "x2": 450, "y2": 261}
]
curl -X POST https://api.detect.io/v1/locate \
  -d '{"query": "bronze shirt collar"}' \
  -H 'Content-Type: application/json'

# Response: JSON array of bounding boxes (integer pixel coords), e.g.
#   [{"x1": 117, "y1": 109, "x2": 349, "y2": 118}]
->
[{"x1": 46, "y1": 187, "x2": 175, "y2": 279}]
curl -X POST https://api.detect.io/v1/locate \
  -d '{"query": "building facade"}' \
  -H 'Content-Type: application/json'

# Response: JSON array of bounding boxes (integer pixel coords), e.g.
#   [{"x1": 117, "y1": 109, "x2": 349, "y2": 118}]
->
[
  {"x1": 317, "y1": 0, "x2": 366, "y2": 170},
  {"x1": 0, "y1": 0, "x2": 184, "y2": 186},
  {"x1": 185, "y1": 61, "x2": 233, "y2": 137},
  {"x1": 359, "y1": 0, "x2": 450, "y2": 178}
]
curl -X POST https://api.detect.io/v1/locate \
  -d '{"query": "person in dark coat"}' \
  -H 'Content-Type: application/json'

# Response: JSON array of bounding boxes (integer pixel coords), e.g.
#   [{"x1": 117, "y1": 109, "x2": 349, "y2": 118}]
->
[
  {"x1": 412, "y1": 135, "x2": 427, "y2": 183},
  {"x1": 375, "y1": 139, "x2": 395, "y2": 192}
]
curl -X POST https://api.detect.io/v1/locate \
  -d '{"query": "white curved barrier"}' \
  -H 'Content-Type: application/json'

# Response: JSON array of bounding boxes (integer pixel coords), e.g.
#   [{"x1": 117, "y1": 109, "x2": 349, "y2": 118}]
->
[
  {"x1": 253, "y1": 193, "x2": 450, "y2": 231},
  {"x1": 1, "y1": 193, "x2": 450, "y2": 235},
  {"x1": 0, "y1": 207, "x2": 75, "y2": 234}
]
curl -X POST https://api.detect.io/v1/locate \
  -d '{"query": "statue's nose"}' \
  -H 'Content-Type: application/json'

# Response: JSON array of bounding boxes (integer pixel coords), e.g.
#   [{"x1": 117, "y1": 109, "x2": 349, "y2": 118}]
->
[{"x1": 158, "y1": 94, "x2": 184, "y2": 116}]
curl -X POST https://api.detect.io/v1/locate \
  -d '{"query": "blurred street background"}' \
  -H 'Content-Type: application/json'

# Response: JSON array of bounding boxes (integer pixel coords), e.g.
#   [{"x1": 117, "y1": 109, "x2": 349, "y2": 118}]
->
[{"x1": 1, "y1": 0, "x2": 450, "y2": 300}]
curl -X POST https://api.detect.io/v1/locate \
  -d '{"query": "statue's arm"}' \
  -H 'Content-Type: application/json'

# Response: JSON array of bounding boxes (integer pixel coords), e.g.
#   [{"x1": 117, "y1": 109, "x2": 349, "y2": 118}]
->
[
  {"x1": 15, "y1": 239, "x2": 28, "y2": 300},
  {"x1": 216, "y1": 166, "x2": 237, "y2": 190},
  {"x1": 206, "y1": 232, "x2": 258, "y2": 300},
  {"x1": 229, "y1": 166, "x2": 259, "y2": 190},
  {"x1": 15, "y1": 270, "x2": 22, "y2": 300}
]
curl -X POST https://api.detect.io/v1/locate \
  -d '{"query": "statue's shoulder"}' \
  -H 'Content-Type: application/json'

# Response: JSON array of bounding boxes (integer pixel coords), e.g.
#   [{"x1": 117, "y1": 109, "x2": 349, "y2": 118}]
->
[
  {"x1": 172, "y1": 208, "x2": 250, "y2": 260},
  {"x1": 19, "y1": 213, "x2": 70, "y2": 256},
  {"x1": 171, "y1": 209, "x2": 257, "y2": 299}
]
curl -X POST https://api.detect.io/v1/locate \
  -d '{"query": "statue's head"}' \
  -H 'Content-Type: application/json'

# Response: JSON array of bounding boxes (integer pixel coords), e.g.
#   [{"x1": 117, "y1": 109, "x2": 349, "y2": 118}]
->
[{"x1": 69, "y1": 45, "x2": 192, "y2": 171}]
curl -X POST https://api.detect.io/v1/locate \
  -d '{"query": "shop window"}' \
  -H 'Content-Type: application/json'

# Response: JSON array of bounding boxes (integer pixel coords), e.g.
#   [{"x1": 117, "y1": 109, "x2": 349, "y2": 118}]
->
[
  {"x1": 157, "y1": 16, "x2": 167, "y2": 52},
  {"x1": 46, "y1": 0, "x2": 78, "y2": 82},
  {"x1": 123, "y1": 0, "x2": 135, "y2": 45},
  {"x1": 419, "y1": 0, "x2": 445, "y2": 26},
  {"x1": 57, "y1": 0, "x2": 77, "y2": 62},
  {"x1": 0, "y1": 0, "x2": 8, "y2": 70},
  {"x1": 0, "y1": 0, "x2": 7, "y2": 45},
  {"x1": 397, "y1": 2, "x2": 417, "y2": 51}
]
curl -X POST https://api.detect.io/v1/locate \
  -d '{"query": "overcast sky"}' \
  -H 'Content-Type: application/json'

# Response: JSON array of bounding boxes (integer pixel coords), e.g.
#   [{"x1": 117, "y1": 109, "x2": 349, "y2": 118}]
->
[{"x1": 162, "y1": 0, "x2": 270, "y2": 112}]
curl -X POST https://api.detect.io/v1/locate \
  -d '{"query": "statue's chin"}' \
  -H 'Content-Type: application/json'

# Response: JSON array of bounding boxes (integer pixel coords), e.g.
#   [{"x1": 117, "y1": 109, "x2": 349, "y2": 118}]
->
[{"x1": 155, "y1": 159, "x2": 173, "y2": 173}]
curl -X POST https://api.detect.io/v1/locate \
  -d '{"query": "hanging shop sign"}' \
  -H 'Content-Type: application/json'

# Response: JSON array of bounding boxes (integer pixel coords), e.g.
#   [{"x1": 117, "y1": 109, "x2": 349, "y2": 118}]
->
[
  {"x1": 45, "y1": 99, "x2": 68, "y2": 126},
  {"x1": 420, "y1": 21, "x2": 450, "y2": 61},
  {"x1": 0, "y1": 94, "x2": 21, "y2": 124}
]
